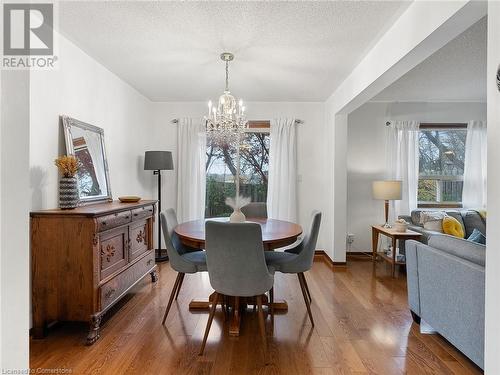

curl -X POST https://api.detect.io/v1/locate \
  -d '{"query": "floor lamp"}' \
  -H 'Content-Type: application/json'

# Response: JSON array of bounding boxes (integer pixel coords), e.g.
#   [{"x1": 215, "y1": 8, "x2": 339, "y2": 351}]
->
[
  {"x1": 144, "y1": 151, "x2": 174, "y2": 262},
  {"x1": 372, "y1": 180, "x2": 402, "y2": 228}
]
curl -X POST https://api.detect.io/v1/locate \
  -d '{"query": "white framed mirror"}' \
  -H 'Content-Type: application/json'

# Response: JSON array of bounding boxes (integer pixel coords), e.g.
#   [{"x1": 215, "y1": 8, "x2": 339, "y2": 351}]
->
[{"x1": 62, "y1": 115, "x2": 112, "y2": 203}]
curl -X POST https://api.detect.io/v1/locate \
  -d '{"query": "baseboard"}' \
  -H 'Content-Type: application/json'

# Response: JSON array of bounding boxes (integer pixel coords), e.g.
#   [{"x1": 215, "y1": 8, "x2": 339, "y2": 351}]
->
[{"x1": 314, "y1": 250, "x2": 347, "y2": 267}]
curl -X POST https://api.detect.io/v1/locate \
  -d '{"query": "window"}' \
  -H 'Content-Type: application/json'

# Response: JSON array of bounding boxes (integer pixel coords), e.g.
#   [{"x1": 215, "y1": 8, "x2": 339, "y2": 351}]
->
[
  {"x1": 418, "y1": 124, "x2": 467, "y2": 207},
  {"x1": 205, "y1": 122, "x2": 270, "y2": 217}
]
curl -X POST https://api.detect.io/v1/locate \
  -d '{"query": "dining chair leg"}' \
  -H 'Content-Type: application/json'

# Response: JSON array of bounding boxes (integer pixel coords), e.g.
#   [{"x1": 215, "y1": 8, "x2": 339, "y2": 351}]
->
[
  {"x1": 300, "y1": 272, "x2": 312, "y2": 303},
  {"x1": 269, "y1": 287, "x2": 274, "y2": 333},
  {"x1": 256, "y1": 295, "x2": 267, "y2": 349},
  {"x1": 162, "y1": 272, "x2": 183, "y2": 325},
  {"x1": 174, "y1": 273, "x2": 185, "y2": 300},
  {"x1": 199, "y1": 292, "x2": 219, "y2": 356},
  {"x1": 298, "y1": 273, "x2": 315, "y2": 326}
]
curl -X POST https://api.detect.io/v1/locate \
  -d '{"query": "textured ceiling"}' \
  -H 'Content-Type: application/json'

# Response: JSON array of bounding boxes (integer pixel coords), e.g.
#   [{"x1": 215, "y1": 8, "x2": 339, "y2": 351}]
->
[
  {"x1": 58, "y1": 1, "x2": 411, "y2": 102},
  {"x1": 373, "y1": 17, "x2": 487, "y2": 102}
]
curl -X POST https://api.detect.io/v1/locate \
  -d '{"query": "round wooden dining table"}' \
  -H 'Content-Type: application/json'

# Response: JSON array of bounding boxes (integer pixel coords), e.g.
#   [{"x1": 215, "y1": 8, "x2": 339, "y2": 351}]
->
[
  {"x1": 175, "y1": 217, "x2": 303, "y2": 250},
  {"x1": 174, "y1": 217, "x2": 303, "y2": 336}
]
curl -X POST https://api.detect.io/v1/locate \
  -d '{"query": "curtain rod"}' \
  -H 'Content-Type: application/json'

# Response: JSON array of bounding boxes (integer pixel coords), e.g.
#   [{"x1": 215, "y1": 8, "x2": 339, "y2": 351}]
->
[{"x1": 170, "y1": 118, "x2": 303, "y2": 125}]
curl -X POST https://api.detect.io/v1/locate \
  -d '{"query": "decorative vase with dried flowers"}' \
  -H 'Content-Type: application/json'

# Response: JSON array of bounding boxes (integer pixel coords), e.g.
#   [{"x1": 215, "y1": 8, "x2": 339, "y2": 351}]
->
[
  {"x1": 55, "y1": 155, "x2": 79, "y2": 209},
  {"x1": 225, "y1": 196, "x2": 251, "y2": 223}
]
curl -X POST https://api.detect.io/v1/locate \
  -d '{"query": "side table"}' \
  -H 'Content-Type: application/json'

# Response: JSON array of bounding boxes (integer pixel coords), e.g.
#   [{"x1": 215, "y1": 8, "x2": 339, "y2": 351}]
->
[{"x1": 371, "y1": 225, "x2": 422, "y2": 277}]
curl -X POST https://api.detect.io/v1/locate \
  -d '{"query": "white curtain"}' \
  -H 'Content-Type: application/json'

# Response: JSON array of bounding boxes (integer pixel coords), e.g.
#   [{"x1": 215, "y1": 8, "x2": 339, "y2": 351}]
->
[
  {"x1": 176, "y1": 118, "x2": 206, "y2": 222},
  {"x1": 386, "y1": 121, "x2": 420, "y2": 220},
  {"x1": 462, "y1": 120, "x2": 487, "y2": 209},
  {"x1": 267, "y1": 118, "x2": 297, "y2": 222},
  {"x1": 85, "y1": 132, "x2": 107, "y2": 196}
]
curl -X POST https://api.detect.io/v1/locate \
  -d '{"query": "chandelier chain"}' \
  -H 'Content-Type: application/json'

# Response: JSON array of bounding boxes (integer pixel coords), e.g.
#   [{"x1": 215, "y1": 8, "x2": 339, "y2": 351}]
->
[{"x1": 225, "y1": 60, "x2": 229, "y2": 92}]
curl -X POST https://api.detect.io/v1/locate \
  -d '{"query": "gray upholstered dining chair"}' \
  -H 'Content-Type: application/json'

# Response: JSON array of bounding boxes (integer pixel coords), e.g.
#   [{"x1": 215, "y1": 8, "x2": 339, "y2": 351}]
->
[
  {"x1": 199, "y1": 221, "x2": 275, "y2": 355},
  {"x1": 264, "y1": 211, "x2": 322, "y2": 326},
  {"x1": 160, "y1": 209, "x2": 207, "y2": 325},
  {"x1": 241, "y1": 202, "x2": 268, "y2": 218}
]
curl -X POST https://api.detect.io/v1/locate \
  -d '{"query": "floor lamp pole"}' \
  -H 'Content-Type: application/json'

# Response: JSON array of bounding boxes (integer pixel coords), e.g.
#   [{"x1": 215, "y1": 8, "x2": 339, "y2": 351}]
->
[{"x1": 155, "y1": 169, "x2": 167, "y2": 262}]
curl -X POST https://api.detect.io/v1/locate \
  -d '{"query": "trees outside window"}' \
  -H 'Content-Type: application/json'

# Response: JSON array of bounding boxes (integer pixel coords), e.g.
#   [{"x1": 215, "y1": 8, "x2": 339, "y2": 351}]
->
[
  {"x1": 418, "y1": 126, "x2": 467, "y2": 207},
  {"x1": 205, "y1": 131, "x2": 270, "y2": 217}
]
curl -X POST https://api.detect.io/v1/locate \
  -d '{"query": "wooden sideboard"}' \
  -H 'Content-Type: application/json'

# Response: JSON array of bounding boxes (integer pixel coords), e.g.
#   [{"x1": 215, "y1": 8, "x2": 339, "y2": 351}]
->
[{"x1": 31, "y1": 200, "x2": 158, "y2": 345}]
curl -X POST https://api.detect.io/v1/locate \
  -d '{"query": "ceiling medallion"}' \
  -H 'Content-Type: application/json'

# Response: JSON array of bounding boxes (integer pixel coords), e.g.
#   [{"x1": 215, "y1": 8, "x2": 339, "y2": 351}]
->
[{"x1": 205, "y1": 52, "x2": 248, "y2": 145}]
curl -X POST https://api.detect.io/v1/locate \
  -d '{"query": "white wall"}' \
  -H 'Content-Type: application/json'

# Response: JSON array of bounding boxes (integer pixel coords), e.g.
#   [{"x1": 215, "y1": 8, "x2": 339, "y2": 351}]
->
[
  {"x1": 347, "y1": 101, "x2": 487, "y2": 252},
  {"x1": 485, "y1": 2, "x2": 500, "y2": 373},
  {"x1": 1, "y1": 71, "x2": 30, "y2": 370},
  {"x1": 149, "y1": 101, "x2": 330, "y2": 254},
  {"x1": 30, "y1": 35, "x2": 156, "y2": 213}
]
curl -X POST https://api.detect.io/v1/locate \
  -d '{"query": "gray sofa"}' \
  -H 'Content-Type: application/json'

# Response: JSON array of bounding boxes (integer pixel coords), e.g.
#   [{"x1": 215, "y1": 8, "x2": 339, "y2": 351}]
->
[
  {"x1": 399, "y1": 209, "x2": 486, "y2": 244},
  {"x1": 405, "y1": 228, "x2": 486, "y2": 369}
]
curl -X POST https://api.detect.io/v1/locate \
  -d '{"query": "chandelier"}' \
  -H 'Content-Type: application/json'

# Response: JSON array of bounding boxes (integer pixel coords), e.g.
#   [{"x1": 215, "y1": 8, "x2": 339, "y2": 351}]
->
[{"x1": 205, "y1": 52, "x2": 248, "y2": 145}]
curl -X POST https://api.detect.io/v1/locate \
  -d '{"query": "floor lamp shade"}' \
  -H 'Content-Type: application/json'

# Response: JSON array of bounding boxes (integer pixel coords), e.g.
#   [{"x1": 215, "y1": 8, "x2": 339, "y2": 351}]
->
[
  {"x1": 144, "y1": 151, "x2": 174, "y2": 171},
  {"x1": 144, "y1": 151, "x2": 174, "y2": 262},
  {"x1": 372, "y1": 180, "x2": 402, "y2": 227}
]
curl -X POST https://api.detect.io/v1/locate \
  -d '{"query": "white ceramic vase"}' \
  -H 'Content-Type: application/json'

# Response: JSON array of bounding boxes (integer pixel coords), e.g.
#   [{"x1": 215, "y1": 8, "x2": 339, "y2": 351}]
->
[{"x1": 230, "y1": 209, "x2": 246, "y2": 223}]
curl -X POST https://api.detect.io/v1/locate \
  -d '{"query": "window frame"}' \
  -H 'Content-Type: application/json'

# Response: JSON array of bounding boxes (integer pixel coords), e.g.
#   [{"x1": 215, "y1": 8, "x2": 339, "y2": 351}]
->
[
  {"x1": 205, "y1": 120, "x2": 271, "y2": 218},
  {"x1": 417, "y1": 123, "x2": 467, "y2": 209}
]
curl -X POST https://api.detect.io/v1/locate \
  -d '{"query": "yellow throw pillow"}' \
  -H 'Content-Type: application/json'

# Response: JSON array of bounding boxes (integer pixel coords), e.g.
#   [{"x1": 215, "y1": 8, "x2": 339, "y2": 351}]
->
[{"x1": 442, "y1": 216, "x2": 465, "y2": 238}]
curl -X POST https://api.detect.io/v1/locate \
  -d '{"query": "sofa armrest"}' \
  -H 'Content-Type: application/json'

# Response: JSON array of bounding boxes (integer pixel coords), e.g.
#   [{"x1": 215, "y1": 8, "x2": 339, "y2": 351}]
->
[{"x1": 406, "y1": 225, "x2": 442, "y2": 244}]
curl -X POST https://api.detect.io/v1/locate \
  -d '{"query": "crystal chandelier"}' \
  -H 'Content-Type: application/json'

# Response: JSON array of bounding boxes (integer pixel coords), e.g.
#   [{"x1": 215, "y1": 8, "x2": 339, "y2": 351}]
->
[{"x1": 205, "y1": 52, "x2": 248, "y2": 145}]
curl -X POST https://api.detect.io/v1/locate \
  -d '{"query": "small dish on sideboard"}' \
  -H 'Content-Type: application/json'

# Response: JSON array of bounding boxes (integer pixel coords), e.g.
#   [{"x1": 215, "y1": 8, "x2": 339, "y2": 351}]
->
[{"x1": 118, "y1": 196, "x2": 141, "y2": 203}]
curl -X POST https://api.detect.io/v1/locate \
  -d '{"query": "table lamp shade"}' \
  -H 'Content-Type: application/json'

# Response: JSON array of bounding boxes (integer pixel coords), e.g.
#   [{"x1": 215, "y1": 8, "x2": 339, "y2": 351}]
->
[
  {"x1": 144, "y1": 151, "x2": 174, "y2": 171},
  {"x1": 372, "y1": 180, "x2": 402, "y2": 200}
]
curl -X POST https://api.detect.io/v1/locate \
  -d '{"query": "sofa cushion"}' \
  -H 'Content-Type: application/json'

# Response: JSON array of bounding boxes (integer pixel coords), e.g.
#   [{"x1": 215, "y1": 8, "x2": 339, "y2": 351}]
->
[
  {"x1": 446, "y1": 211, "x2": 466, "y2": 232},
  {"x1": 462, "y1": 210, "x2": 486, "y2": 238},
  {"x1": 428, "y1": 235, "x2": 485, "y2": 266},
  {"x1": 468, "y1": 229, "x2": 486, "y2": 245},
  {"x1": 442, "y1": 216, "x2": 465, "y2": 238}
]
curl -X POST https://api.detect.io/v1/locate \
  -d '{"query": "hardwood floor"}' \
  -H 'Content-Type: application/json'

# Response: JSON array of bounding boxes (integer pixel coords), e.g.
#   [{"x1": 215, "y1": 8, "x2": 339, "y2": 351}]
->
[{"x1": 30, "y1": 257, "x2": 483, "y2": 374}]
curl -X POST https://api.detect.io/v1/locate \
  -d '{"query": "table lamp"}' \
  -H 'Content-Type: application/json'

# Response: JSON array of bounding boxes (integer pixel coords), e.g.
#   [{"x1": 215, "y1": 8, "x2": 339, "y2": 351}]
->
[
  {"x1": 372, "y1": 180, "x2": 402, "y2": 228},
  {"x1": 145, "y1": 151, "x2": 174, "y2": 262}
]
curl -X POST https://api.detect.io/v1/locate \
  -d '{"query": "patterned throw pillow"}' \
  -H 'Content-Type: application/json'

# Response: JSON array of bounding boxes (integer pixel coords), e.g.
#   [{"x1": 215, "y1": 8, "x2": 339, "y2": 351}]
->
[
  {"x1": 442, "y1": 216, "x2": 465, "y2": 238},
  {"x1": 420, "y1": 211, "x2": 445, "y2": 233},
  {"x1": 468, "y1": 229, "x2": 486, "y2": 245}
]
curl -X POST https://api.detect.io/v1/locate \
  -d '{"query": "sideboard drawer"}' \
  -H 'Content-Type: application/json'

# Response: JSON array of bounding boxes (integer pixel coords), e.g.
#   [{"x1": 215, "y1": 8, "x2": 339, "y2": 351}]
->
[
  {"x1": 97, "y1": 210, "x2": 131, "y2": 232},
  {"x1": 100, "y1": 251, "x2": 155, "y2": 310},
  {"x1": 99, "y1": 226, "x2": 128, "y2": 280},
  {"x1": 131, "y1": 205, "x2": 154, "y2": 221}
]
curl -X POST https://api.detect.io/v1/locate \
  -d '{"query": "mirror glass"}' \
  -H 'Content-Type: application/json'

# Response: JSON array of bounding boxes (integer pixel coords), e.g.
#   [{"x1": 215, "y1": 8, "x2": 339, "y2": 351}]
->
[{"x1": 62, "y1": 116, "x2": 112, "y2": 203}]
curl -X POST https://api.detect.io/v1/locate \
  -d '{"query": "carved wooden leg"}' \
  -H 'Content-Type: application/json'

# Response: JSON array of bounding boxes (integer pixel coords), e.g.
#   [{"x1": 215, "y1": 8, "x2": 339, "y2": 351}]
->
[
  {"x1": 411, "y1": 310, "x2": 421, "y2": 325},
  {"x1": 150, "y1": 269, "x2": 159, "y2": 282},
  {"x1": 32, "y1": 326, "x2": 46, "y2": 339},
  {"x1": 199, "y1": 292, "x2": 219, "y2": 356},
  {"x1": 86, "y1": 313, "x2": 102, "y2": 345}
]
